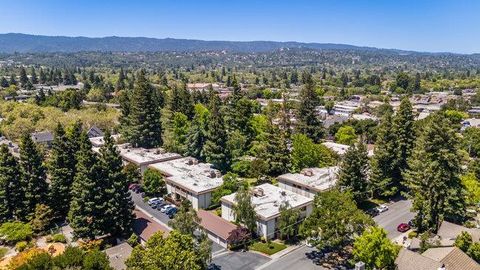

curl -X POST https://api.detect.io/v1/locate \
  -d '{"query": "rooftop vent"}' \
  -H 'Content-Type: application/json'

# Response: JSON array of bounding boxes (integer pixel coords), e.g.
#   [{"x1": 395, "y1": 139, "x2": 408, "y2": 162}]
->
[
  {"x1": 208, "y1": 170, "x2": 216, "y2": 178},
  {"x1": 252, "y1": 188, "x2": 264, "y2": 197},
  {"x1": 302, "y1": 169, "x2": 314, "y2": 177}
]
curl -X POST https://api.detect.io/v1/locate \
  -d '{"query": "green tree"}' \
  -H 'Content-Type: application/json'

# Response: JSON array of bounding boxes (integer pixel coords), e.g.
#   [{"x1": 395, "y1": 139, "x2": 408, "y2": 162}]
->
[
  {"x1": 261, "y1": 122, "x2": 290, "y2": 175},
  {"x1": 291, "y1": 133, "x2": 336, "y2": 172},
  {"x1": 454, "y1": 231, "x2": 473, "y2": 252},
  {"x1": 83, "y1": 249, "x2": 113, "y2": 270},
  {"x1": 142, "y1": 168, "x2": 166, "y2": 196},
  {"x1": 296, "y1": 72, "x2": 323, "y2": 142},
  {"x1": 392, "y1": 98, "x2": 415, "y2": 183},
  {"x1": 48, "y1": 123, "x2": 76, "y2": 220},
  {"x1": 0, "y1": 144, "x2": 21, "y2": 222},
  {"x1": 0, "y1": 221, "x2": 33, "y2": 244},
  {"x1": 277, "y1": 202, "x2": 301, "y2": 241},
  {"x1": 99, "y1": 130, "x2": 134, "y2": 238},
  {"x1": 163, "y1": 112, "x2": 190, "y2": 154},
  {"x1": 18, "y1": 134, "x2": 48, "y2": 221},
  {"x1": 19, "y1": 67, "x2": 28, "y2": 87},
  {"x1": 370, "y1": 109, "x2": 398, "y2": 198},
  {"x1": 168, "y1": 200, "x2": 200, "y2": 236},
  {"x1": 404, "y1": 112, "x2": 466, "y2": 233},
  {"x1": 461, "y1": 173, "x2": 480, "y2": 206},
  {"x1": 463, "y1": 127, "x2": 480, "y2": 158},
  {"x1": 203, "y1": 95, "x2": 229, "y2": 172},
  {"x1": 233, "y1": 186, "x2": 257, "y2": 233},
  {"x1": 337, "y1": 140, "x2": 369, "y2": 204},
  {"x1": 335, "y1": 125, "x2": 357, "y2": 145},
  {"x1": 211, "y1": 173, "x2": 242, "y2": 207},
  {"x1": 300, "y1": 190, "x2": 373, "y2": 251},
  {"x1": 186, "y1": 104, "x2": 209, "y2": 160},
  {"x1": 467, "y1": 242, "x2": 480, "y2": 263},
  {"x1": 30, "y1": 204, "x2": 53, "y2": 234},
  {"x1": 126, "y1": 231, "x2": 208, "y2": 270},
  {"x1": 69, "y1": 132, "x2": 107, "y2": 239},
  {"x1": 123, "y1": 70, "x2": 162, "y2": 148},
  {"x1": 352, "y1": 226, "x2": 400, "y2": 270}
]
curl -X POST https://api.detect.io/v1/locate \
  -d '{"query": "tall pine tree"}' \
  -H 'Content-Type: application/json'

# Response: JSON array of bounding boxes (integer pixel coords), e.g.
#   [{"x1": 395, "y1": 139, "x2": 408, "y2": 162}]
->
[
  {"x1": 69, "y1": 132, "x2": 108, "y2": 239},
  {"x1": 123, "y1": 70, "x2": 162, "y2": 148},
  {"x1": 203, "y1": 95, "x2": 229, "y2": 172},
  {"x1": 0, "y1": 144, "x2": 21, "y2": 222},
  {"x1": 404, "y1": 112, "x2": 466, "y2": 233},
  {"x1": 186, "y1": 105, "x2": 209, "y2": 160},
  {"x1": 370, "y1": 107, "x2": 398, "y2": 197},
  {"x1": 392, "y1": 98, "x2": 415, "y2": 183},
  {"x1": 99, "y1": 130, "x2": 134, "y2": 238},
  {"x1": 48, "y1": 123, "x2": 76, "y2": 220},
  {"x1": 18, "y1": 134, "x2": 48, "y2": 221},
  {"x1": 296, "y1": 71, "x2": 323, "y2": 142},
  {"x1": 337, "y1": 140, "x2": 369, "y2": 204}
]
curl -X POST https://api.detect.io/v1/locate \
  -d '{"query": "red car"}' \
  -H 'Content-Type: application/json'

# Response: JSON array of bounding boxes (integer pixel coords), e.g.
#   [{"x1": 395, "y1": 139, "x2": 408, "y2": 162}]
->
[{"x1": 397, "y1": 223, "x2": 411, "y2": 233}]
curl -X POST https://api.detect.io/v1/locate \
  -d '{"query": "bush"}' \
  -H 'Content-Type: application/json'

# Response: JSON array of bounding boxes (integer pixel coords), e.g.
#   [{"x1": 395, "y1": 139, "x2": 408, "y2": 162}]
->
[
  {"x1": 0, "y1": 247, "x2": 8, "y2": 259},
  {"x1": 0, "y1": 221, "x2": 33, "y2": 244},
  {"x1": 15, "y1": 241, "x2": 29, "y2": 252},
  {"x1": 407, "y1": 231, "x2": 418, "y2": 239},
  {"x1": 47, "y1": 233, "x2": 67, "y2": 243},
  {"x1": 127, "y1": 234, "x2": 139, "y2": 247}
]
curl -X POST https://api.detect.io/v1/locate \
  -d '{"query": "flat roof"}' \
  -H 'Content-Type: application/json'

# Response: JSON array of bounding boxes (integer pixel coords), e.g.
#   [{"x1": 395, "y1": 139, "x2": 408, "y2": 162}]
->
[
  {"x1": 89, "y1": 134, "x2": 121, "y2": 147},
  {"x1": 221, "y1": 183, "x2": 313, "y2": 221},
  {"x1": 322, "y1": 141, "x2": 350, "y2": 155},
  {"x1": 150, "y1": 157, "x2": 223, "y2": 194},
  {"x1": 278, "y1": 166, "x2": 339, "y2": 193},
  {"x1": 117, "y1": 144, "x2": 182, "y2": 166}
]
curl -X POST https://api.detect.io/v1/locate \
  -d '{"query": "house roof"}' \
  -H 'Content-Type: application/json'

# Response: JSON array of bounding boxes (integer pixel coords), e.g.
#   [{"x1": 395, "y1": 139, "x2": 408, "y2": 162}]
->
[
  {"x1": 197, "y1": 209, "x2": 237, "y2": 241},
  {"x1": 422, "y1": 247, "x2": 480, "y2": 270},
  {"x1": 87, "y1": 125, "x2": 104, "y2": 138},
  {"x1": 132, "y1": 209, "x2": 170, "y2": 242},
  {"x1": 31, "y1": 131, "x2": 54, "y2": 143},
  {"x1": 105, "y1": 242, "x2": 133, "y2": 270},
  {"x1": 395, "y1": 248, "x2": 442, "y2": 270},
  {"x1": 437, "y1": 221, "x2": 480, "y2": 243}
]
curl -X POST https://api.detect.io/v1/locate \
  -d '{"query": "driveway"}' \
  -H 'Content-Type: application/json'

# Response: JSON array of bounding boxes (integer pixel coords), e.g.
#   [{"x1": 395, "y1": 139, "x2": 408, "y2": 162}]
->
[
  {"x1": 210, "y1": 251, "x2": 270, "y2": 270},
  {"x1": 374, "y1": 199, "x2": 415, "y2": 239},
  {"x1": 259, "y1": 245, "x2": 326, "y2": 270},
  {"x1": 130, "y1": 191, "x2": 225, "y2": 254}
]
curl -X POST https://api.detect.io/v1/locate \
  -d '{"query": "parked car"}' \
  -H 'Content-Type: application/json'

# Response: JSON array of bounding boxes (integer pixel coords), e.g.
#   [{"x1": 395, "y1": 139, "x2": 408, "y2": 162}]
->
[
  {"x1": 367, "y1": 208, "x2": 379, "y2": 217},
  {"x1": 397, "y1": 223, "x2": 411, "y2": 233},
  {"x1": 148, "y1": 197, "x2": 162, "y2": 206},
  {"x1": 160, "y1": 204, "x2": 174, "y2": 213},
  {"x1": 153, "y1": 200, "x2": 166, "y2": 209},
  {"x1": 376, "y1": 204, "x2": 389, "y2": 213},
  {"x1": 166, "y1": 207, "x2": 178, "y2": 218}
]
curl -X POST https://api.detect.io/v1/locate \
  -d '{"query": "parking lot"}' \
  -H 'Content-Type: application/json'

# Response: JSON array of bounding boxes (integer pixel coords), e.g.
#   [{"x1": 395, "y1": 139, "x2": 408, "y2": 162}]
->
[
  {"x1": 210, "y1": 251, "x2": 271, "y2": 270},
  {"x1": 373, "y1": 199, "x2": 415, "y2": 239}
]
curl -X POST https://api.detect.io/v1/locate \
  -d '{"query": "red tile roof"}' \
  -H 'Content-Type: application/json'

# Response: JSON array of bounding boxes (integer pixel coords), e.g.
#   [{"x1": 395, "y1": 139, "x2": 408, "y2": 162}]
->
[{"x1": 133, "y1": 209, "x2": 170, "y2": 241}]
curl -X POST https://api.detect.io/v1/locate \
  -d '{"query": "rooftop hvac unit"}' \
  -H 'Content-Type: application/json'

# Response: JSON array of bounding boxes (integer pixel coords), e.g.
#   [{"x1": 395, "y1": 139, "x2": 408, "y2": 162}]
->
[
  {"x1": 252, "y1": 188, "x2": 264, "y2": 197},
  {"x1": 302, "y1": 169, "x2": 314, "y2": 177}
]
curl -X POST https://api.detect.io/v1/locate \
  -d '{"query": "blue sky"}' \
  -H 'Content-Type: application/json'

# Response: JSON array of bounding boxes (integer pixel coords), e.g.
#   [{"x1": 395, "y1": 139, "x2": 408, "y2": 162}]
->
[{"x1": 1, "y1": 0, "x2": 479, "y2": 53}]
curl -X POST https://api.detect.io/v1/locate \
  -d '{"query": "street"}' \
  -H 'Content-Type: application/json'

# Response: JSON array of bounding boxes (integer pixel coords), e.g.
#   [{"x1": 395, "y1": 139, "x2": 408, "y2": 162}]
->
[
  {"x1": 374, "y1": 199, "x2": 415, "y2": 239},
  {"x1": 210, "y1": 251, "x2": 270, "y2": 270}
]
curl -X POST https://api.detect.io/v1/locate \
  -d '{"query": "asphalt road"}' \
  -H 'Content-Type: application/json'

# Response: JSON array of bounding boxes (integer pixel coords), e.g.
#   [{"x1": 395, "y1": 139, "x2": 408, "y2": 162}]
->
[
  {"x1": 210, "y1": 251, "x2": 270, "y2": 270},
  {"x1": 259, "y1": 246, "x2": 326, "y2": 270},
  {"x1": 130, "y1": 191, "x2": 225, "y2": 254},
  {"x1": 374, "y1": 199, "x2": 415, "y2": 239}
]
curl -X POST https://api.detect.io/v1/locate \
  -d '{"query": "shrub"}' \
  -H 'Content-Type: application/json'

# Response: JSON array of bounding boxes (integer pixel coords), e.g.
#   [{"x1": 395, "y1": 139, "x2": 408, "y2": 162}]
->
[
  {"x1": 0, "y1": 247, "x2": 8, "y2": 259},
  {"x1": 127, "y1": 234, "x2": 139, "y2": 247},
  {"x1": 407, "y1": 231, "x2": 418, "y2": 239},
  {"x1": 48, "y1": 233, "x2": 67, "y2": 243},
  {"x1": 0, "y1": 221, "x2": 33, "y2": 244},
  {"x1": 15, "y1": 241, "x2": 29, "y2": 252}
]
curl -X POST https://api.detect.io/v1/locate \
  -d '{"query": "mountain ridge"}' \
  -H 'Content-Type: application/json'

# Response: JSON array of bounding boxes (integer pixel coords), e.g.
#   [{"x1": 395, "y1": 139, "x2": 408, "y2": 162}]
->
[{"x1": 0, "y1": 33, "x2": 460, "y2": 54}]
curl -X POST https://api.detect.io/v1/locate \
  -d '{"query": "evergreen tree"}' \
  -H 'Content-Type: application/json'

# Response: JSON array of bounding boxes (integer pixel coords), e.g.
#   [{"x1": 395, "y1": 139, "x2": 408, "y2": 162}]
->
[
  {"x1": 393, "y1": 97, "x2": 415, "y2": 183},
  {"x1": 9, "y1": 74, "x2": 17, "y2": 86},
  {"x1": 48, "y1": 123, "x2": 76, "y2": 220},
  {"x1": 115, "y1": 68, "x2": 126, "y2": 91},
  {"x1": 168, "y1": 200, "x2": 200, "y2": 236},
  {"x1": 39, "y1": 68, "x2": 47, "y2": 84},
  {"x1": 18, "y1": 134, "x2": 48, "y2": 221},
  {"x1": 186, "y1": 104, "x2": 209, "y2": 160},
  {"x1": 404, "y1": 112, "x2": 466, "y2": 233},
  {"x1": 337, "y1": 140, "x2": 369, "y2": 204},
  {"x1": 123, "y1": 70, "x2": 162, "y2": 148},
  {"x1": 0, "y1": 77, "x2": 9, "y2": 88},
  {"x1": 296, "y1": 71, "x2": 323, "y2": 142},
  {"x1": 203, "y1": 95, "x2": 229, "y2": 172},
  {"x1": 370, "y1": 107, "x2": 398, "y2": 197},
  {"x1": 69, "y1": 132, "x2": 108, "y2": 239},
  {"x1": 99, "y1": 130, "x2": 134, "y2": 238},
  {"x1": 19, "y1": 67, "x2": 28, "y2": 87},
  {"x1": 261, "y1": 122, "x2": 290, "y2": 176},
  {"x1": 0, "y1": 144, "x2": 21, "y2": 222},
  {"x1": 30, "y1": 67, "x2": 38, "y2": 84}
]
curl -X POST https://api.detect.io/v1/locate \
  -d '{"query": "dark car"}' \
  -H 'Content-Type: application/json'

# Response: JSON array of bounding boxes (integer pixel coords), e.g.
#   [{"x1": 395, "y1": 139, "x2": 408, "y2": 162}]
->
[
  {"x1": 166, "y1": 207, "x2": 178, "y2": 218},
  {"x1": 366, "y1": 208, "x2": 379, "y2": 217},
  {"x1": 397, "y1": 223, "x2": 411, "y2": 233}
]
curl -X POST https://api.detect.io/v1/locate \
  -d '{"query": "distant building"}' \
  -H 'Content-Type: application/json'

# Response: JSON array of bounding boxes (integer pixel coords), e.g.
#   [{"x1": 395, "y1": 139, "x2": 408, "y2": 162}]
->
[
  {"x1": 322, "y1": 141, "x2": 350, "y2": 156},
  {"x1": 277, "y1": 166, "x2": 339, "y2": 199},
  {"x1": 87, "y1": 125, "x2": 104, "y2": 138},
  {"x1": 221, "y1": 183, "x2": 313, "y2": 239},
  {"x1": 149, "y1": 157, "x2": 223, "y2": 209}
]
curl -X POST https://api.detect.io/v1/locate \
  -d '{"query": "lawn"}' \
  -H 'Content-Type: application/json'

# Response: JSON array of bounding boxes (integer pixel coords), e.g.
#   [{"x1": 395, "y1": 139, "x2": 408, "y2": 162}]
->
[
  {"x1": 249, "y1": 241, "x2": 287, "y2": 255},
  {"x1": 0, "y1": 247, "x2": 8, "y2": 259}
]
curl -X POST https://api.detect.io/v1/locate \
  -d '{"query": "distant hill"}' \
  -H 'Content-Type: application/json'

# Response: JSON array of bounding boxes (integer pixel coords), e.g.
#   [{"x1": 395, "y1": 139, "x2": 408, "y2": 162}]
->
[{"x1": 0, "y1": 33, "x2": 413, "y2": 54}]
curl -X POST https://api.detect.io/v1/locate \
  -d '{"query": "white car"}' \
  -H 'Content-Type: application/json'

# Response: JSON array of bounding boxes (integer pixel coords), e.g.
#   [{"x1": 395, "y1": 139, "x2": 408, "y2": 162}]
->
[
  {"x1": 147, "y1": 197, "x2": 161, "y2": 205},
  {"x1": 161, "y1": 204, "x2": 174, "y2": 213},
  {"x1": 376, "y1": 204, "x2": 389, "y2": 213}
]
